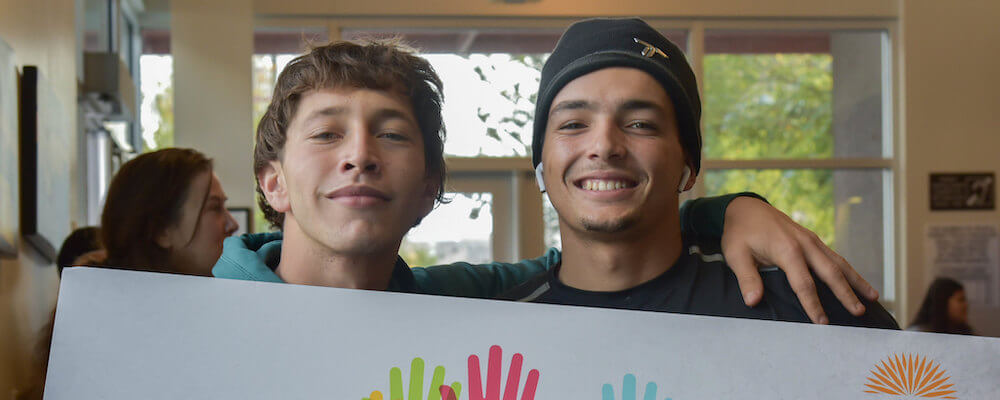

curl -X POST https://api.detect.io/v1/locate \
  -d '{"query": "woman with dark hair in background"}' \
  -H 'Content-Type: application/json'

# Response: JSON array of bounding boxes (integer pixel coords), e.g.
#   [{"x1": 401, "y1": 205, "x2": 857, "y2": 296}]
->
[
  {"x1": 908, "y1": 277, "x2": 974, "y2": 335},
  {"x1": 100, "y1": 147, "x2": 238, "y2": 275},
  {"x1": 21, "y1": 149, "x2": 242, "y2": 399}
]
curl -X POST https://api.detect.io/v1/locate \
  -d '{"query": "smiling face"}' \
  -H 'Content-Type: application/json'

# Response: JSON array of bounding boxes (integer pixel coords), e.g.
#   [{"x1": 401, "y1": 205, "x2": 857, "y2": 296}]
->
[
  {"x1": 258, "y1": 87, "x2": 436, "y2": 256},
  {"x1": 541, "y1": 67, "x2": 694, "y2": 238}
]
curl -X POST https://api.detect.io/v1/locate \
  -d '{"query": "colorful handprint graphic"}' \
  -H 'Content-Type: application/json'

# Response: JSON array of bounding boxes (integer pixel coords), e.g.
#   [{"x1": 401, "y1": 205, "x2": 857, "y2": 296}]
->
[
  {"x1": 462, "y1": 345, "x2": 540, "y2": 400},
  {"x1": 602, "y1": 374, "x2": 671, "y2": 400},
  {"x1": 363, "y1": 357, "x2": 462, "y2": 400}
]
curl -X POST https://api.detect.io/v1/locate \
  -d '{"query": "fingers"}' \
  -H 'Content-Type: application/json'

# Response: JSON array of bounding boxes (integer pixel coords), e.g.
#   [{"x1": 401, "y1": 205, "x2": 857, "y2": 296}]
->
[
  {"x1": 503, "y1": 353, "x2": 523, "y2": 400},
  {"x1": 775, "y1": 247, "x2": 828, "y2": 324},
  {"x1": 409, "y1": 358, "x2": 425, "y2": 400},
  {"x1": 429, "y1": 365, "x2": 446, "y2": 400},
  {"x1": 487, "y1": 345, "x2": 502, "y2": 400},
  {"x1": 438, "y1": 384, "x2": 462, "y2": 400},
  {"x1": 521, "y1": 369, "x2": 540, "y2": 400},
  {"x1": 799, "y1": 235, "x2": 866, "y2": 317},
  {"x1": 602, "y1": 384, "x2": 616, "y2": 400},
  {"x1": 819, "y1": 242, "x2": 879, "y2": 301},
  {"x1": 623, "y1": 373, "x2": 636, "y2": 400},
  {"x1": 467, "y1": 354, "x2": 484, "y2": 400},
  {"x1": 643, "y1": 382, "x2": 657, "y2": 400},
  {"x1": 723, "y1": 245, "x2": 765, "y2": 307},
  {"x1": 390, "y1": 367, "x2": 403, "y2": 400}
]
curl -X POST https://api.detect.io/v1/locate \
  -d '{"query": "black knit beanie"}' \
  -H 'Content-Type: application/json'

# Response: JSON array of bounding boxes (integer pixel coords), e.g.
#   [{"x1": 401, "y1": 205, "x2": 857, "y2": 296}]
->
[{"x1": 532, "y1": 17, "x2": 702, "y2": 172}]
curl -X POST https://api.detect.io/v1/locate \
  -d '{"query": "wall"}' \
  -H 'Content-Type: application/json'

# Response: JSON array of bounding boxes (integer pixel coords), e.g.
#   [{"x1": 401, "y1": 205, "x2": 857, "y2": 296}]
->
[
  {"x1": 0, "y1": 0, "x2": 81, "y2": 395},
  {"x1": 900, "y1": 0, "x2": 1000, "y2": 336},
  {"x1": 172, "y1": 0, "x2": 255, "y2": 213}
]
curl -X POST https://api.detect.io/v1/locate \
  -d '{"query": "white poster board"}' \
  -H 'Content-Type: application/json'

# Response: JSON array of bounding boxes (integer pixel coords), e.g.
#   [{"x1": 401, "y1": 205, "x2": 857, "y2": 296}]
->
[
  {"x1": 926, "y1": 224, "x2": 1000, "y2": 306},
  {"x1": 46, "y1": 268, "x2": 1000, "y2": 399}
]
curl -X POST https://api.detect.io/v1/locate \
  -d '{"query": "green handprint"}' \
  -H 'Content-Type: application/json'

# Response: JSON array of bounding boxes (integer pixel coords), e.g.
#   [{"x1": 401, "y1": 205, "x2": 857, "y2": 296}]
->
[{"x1": 363, "y1": 357, "x2": 463, "y2": 400}]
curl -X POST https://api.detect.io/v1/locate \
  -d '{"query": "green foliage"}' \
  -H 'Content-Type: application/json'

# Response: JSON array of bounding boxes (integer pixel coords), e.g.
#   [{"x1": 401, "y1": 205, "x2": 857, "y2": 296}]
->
[
  {"x1": 703, "y1": 54, "x2": 833, "y2": 159},
  {"x1": 704, "y1": 169, "x2": 835, "y2": 245},
  {"x1": 703, "y1": 54, "x2": 836, "y2": 245}
]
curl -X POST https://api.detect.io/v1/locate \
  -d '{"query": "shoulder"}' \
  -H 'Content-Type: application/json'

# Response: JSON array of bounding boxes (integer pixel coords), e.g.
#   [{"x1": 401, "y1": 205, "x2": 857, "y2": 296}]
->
[{"x1": 212, "y1": 233, "x2": 284, "y2": 283}]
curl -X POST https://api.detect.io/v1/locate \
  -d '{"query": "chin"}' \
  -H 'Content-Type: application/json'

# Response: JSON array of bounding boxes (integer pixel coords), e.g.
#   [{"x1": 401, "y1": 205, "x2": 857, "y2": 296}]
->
[{"x1": 580, "y1": 215, "x2": 639, "y2": 234}]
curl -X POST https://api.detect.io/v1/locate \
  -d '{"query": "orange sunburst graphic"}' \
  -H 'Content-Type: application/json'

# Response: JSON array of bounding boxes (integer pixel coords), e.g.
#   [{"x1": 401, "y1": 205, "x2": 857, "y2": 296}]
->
[{"x1": 863, "y1": 354, "x2": 958, "y2": 399}]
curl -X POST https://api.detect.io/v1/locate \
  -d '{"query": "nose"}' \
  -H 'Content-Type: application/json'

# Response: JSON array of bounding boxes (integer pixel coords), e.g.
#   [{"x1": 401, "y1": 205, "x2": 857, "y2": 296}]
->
[
  {"x1": 339, "y1": 132, "x2": 381, "y2": 175},
  {"x1": 223, "y1": 210, "x2": 239, "y2": 236},
  {"x1": 588, "y1": 120, "x2": 627, "y2": 162}
]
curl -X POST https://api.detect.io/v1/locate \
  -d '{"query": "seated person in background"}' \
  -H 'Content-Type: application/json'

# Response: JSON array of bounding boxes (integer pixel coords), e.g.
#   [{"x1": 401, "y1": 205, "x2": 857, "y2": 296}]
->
[
  {"x1": 213, "y1": 38, "x2": 877, "y2": 322},
  {"x1": 502, "y1": 17, "x2": 897, "y2": 329},
  {"x1": 55, "y1": 226, "x2": 105, "y2": 275},
  {"x1": 908, "y1": 277, "x2": 974, "y2": 335},
  {"x1": 100, "y1": 148, "x2": 239, "y2": 275}
]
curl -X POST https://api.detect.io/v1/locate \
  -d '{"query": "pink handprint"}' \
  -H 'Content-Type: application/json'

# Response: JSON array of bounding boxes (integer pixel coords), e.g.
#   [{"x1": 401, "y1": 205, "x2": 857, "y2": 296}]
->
[{"x1": 462, "y1": 345, "x2": 540, "y2": 400}]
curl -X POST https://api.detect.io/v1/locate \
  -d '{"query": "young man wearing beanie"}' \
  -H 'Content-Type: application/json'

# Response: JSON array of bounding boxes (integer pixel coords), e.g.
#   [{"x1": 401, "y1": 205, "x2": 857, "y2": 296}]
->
[
  {"x1": 213, "y1": 37, "x2": 882, "y2": 323},
  {"x1": 504, "y1": 18, "x2": 897, "y2": 329}
]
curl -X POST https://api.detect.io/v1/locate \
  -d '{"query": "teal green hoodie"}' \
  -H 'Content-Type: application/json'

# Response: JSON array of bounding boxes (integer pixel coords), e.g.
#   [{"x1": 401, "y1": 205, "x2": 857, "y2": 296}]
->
[{"x1": 212, "y1": 193, "x2": 760, "y2": 298}]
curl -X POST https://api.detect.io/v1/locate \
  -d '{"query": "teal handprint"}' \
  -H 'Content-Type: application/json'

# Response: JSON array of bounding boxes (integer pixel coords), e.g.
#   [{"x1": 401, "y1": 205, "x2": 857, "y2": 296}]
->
[
  {"x1": 363, "y1": 357, "x2": 462, "y2": 400},
  {"x1": 602, "y1": 374, "x2": 671, "y2": 400}
]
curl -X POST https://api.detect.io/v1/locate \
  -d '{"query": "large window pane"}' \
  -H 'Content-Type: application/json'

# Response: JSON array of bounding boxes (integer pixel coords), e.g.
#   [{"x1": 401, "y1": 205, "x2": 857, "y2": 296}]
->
[
  {"x1": 401, "y1": 192, "x2": 494, "y2": 267},
  {"x1": 703, "y1": 30, "x2": 888, "y2": 160},
  {"x1": 703, "y1": 169, "x2": 889, "y2": 296}
]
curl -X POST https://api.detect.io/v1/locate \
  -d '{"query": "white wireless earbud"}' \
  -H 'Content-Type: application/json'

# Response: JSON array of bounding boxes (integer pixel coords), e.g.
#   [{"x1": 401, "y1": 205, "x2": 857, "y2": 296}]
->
[
  {"x1": 535, "y1": 163, "x2": 546, "y2": 193},
  {"x1": 677, "y1": 166, "x2": 692, "y2": 193}
]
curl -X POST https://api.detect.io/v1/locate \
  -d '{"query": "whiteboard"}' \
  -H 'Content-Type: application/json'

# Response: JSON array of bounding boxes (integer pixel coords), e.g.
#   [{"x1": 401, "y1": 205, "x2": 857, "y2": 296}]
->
[{"x1": 46, "y1": 267, "x2": 1000, "y2": 399}]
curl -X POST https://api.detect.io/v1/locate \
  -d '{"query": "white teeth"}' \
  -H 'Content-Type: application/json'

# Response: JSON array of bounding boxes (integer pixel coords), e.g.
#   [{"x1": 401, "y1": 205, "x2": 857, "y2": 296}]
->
[{"x1": 581, "y1": 179, "x2": 631, "y2": 191}]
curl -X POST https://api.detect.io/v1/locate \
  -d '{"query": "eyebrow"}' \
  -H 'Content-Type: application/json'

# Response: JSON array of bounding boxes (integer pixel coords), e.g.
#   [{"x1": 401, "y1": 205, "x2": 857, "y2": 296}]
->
[
  {"x1": 549, "y1": 100, "x2": 594, "y2": 116},
  {"x1": 619, "y1": 99, "x2": 665, "y2": 113},
  {"x1": 371, "y1": 108, "x2": 415, "y2": 124},
  {"x1": 302, "y1": 106, "x2": 348, "y2": 124}
]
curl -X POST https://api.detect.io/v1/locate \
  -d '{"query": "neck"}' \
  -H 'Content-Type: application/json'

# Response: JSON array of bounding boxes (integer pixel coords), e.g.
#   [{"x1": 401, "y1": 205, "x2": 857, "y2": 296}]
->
[
  {"x1": 557, "y1": 213, "x2": 683, "y2": 292},
  {"x1": 274, "y1": 217, "x2": 398, "y2": 290}
]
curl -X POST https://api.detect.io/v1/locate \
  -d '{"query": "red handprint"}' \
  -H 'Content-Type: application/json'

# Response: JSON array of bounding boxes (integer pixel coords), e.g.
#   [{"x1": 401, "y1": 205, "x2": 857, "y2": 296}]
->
[{"x1": 453, "y1": 345, "x2": 539, "y2": 400}]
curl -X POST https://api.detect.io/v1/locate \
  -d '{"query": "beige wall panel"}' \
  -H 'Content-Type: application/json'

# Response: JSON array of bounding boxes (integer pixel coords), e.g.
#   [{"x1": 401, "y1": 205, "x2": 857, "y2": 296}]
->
[
  {"x1": 172, "y1": 0, "x2": 256, "y2": 212},
  {"x1": 0, "y1": 0, "x2": 79, "y2": 395},
  {"x1": 901, "y1": 0, "x2": 1000, "y2": 335}
]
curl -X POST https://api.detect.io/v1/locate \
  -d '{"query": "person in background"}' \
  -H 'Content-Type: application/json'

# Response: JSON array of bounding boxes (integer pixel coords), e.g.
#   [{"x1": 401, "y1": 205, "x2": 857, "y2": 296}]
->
[
  {"x1": 23, "y1": 227, "x2": 107, "y2": 399},
  {"x1": 908, "y1": 277, "x2": 974, "y2": 335},
  {"x1": 100, "y1": 148, "x2": 239, "y2": 275},
  {"x1": 55, "y1": 226, "x2": 105, "y2": 276}
]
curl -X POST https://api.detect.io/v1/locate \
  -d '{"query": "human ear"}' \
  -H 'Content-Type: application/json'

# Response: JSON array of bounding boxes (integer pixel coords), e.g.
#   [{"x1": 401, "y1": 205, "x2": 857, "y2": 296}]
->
[
  {"x1": 678, "y1": 164, "x2": 697, "y2": 193},
  {"x1": 258, "y1": 161, "x2": 290, "y2": 213},
  {"x1": 418, "y1": 178, "x2": 439, "y2": 221}
]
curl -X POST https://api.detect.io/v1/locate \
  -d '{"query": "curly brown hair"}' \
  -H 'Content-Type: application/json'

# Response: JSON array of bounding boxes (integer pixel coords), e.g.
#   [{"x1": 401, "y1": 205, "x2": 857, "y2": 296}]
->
[{"x1": 254, "y1": 39, "x2": 447, "y2": 229}]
